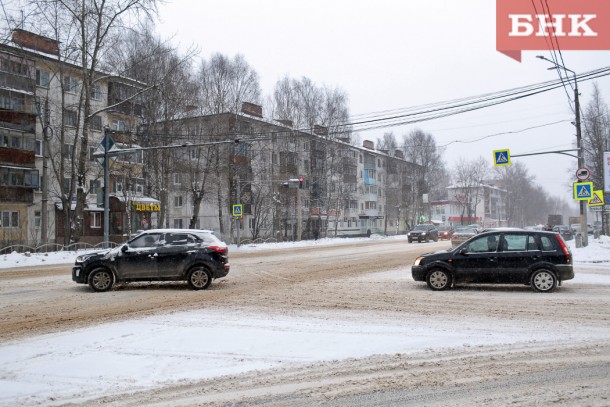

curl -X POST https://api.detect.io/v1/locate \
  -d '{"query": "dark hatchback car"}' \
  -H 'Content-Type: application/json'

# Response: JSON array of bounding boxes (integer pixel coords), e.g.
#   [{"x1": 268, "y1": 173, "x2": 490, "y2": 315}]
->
[
  {"x1": 411, "y1": 230, "x2": 573, "y2": 292},
  {"x1": 73, "y1": 229, "x2": 230, "y2": 292},
  {"x1": 407, "y1": 224, "x2": 439, "y2": 243}
]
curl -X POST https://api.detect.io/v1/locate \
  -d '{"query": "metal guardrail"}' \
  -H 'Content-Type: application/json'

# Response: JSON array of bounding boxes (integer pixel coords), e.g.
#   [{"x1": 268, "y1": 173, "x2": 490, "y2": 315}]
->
[{"x1": 0, "y1": 242, "x2": 118, "y2": 255}]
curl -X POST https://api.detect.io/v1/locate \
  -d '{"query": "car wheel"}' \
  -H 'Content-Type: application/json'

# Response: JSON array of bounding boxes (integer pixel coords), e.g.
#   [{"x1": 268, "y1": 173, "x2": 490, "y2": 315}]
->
[
  {"x1": 187, "y1": 266, "x2": 212, "y2": 290},
  {"x1": 433, "y1": 235, "x2": 438, "y2": 242},
  {"x1": 88, "y1": 268, "x2": 114, "y2": 292},
  {"x1": 426, "y1": 269, "x2": 452, "y2": 291},
  {"x1": 531, "y1": 269, "x2": 557, "y2": 293},
  {"x1": 408, "y1": 239, "x2": 412, "y2": 243},
  {"x1": 425, "y1": 236, "x2": 429, "y2": 243}
]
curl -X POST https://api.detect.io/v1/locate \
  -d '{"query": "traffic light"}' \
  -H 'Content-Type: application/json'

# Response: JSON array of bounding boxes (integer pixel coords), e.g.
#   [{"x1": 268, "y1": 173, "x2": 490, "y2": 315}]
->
[{"x1": 299, "y1": 176, "x2": 304, "y2": 189}]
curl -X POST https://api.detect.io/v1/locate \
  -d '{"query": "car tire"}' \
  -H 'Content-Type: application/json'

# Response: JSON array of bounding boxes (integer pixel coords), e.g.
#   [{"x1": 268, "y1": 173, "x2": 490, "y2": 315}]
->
[
  {"x1": 187, "y1": 266, "x2": 212, "y2": 290},
  {"x1": 426, "y1": 269, "x2": 452, "y2": 291},
  {"x1": 433, "y1": 235, "x2": 438, "y2": 242},
  {"x1": 88, "y1": 268, "x2": 114, "y2": 292},
  {"x1": 425, "y1": 236, "x2": 429, "y2": 243},
  {"x1": 408, "y1": 239, "x2": 412, "y2": 243},
  {"x1": 531, "y1": 269, "x2": 557, "y2": 293}
]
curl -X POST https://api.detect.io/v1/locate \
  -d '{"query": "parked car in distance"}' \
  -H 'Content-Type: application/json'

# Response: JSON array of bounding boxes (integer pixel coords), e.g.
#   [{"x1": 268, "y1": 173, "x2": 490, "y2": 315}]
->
[
  {"x1": 407, "y1": 224, "x2": 439, "y2": 243},
  {"x1": 552, "y1": 225, "x2": 575, "y2": 241},
  {"x1": 437, "y1": 225, "x2": 454, "y2": 240},
  {"x1": 72, "y1": 229, "x2": 230, "y2": 292},
  {"x1": 450, "y1": 226, "x2": 478, "y2": 247},
  {"x1": 412, "y1": 230, "x2": 574, "y2": 293},
  {"x1": 570, "y1": 223, "x2": 594, "y2": 235}
]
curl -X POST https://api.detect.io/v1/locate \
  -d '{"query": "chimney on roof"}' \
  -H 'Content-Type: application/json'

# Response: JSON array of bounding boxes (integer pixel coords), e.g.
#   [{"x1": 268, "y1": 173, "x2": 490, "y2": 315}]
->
[
  {"x1": 241, "y1": 102, "x2": 263, "y2": 118},
  {"x1": 363, "y1": 140, "x2": 374, "y2": 150},
  {"x1": 12, "y1": 29, "x2": 59, "y2": 55},
  {"x1": 314, "y1": 125, "x2": 328, "y2": 136},
  {"x1": 394, "y1": 150, "x2": 404, "y2": 159}
]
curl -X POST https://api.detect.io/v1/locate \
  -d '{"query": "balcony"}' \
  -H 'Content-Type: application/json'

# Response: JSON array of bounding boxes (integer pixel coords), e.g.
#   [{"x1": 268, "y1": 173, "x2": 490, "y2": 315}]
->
[
  {"x1": 0, "y1": 185, "x2": 34, "y2": 203},
  {"x1": 0, "y1": 146, "x2": 35, "y2": 166}
]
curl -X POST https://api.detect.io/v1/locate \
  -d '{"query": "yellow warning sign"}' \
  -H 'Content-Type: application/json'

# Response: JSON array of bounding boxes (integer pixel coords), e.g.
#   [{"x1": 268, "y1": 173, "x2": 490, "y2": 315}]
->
[{"x1": 589, "y1": 190, "x2": 604, "y2": 207}]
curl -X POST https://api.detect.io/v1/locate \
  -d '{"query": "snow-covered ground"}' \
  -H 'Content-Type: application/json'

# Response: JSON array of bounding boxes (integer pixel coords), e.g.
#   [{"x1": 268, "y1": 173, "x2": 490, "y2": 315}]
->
[{"x1": 1, "y1": 235, "x2": 610, "y2": 406}]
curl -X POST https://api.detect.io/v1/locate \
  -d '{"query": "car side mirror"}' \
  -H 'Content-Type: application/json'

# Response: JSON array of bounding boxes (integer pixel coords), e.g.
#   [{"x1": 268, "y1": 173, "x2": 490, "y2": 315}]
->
[
  {"x1": 121, "y1": 245, "x2": 129, "y2": 253},
  {"x1": 459, "y1": 247, "x2": 468, "y2": 255}
]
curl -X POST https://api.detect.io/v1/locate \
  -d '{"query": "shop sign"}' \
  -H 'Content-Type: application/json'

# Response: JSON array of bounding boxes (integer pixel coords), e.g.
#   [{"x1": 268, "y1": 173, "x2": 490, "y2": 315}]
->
[{"x1": 132, "y1": 201, "x2": 161, "y2": 212}]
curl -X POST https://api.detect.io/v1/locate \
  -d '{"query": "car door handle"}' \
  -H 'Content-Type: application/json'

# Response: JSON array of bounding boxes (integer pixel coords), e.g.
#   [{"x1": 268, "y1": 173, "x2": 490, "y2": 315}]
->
[{"x1": 148, "y1": 253, "x2": 158, "y2": 258}]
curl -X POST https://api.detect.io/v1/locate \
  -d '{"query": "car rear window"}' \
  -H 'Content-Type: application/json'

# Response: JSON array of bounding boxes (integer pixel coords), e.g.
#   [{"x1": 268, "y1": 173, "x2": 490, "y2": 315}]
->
[{"x1": 540, "y1": 235, "x2": 556, "y2": 251}]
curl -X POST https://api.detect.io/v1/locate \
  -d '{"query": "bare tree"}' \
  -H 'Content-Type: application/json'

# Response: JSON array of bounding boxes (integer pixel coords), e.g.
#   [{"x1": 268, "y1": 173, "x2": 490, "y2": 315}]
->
[
  {"x1": 112, "y1": 26, "x2": 199, "y2": 229},
  {"x1": 452, "y1": 157, "x2": 488, "y2": 224},
  {"x1": 402, "y1": 129, "x2": 446, "y2": 221},
  {"x1": 582, "y1": 83, "x2": 610, "y2": 233},
  {"x1": 377, "y1": 131, "x2": 397, "y2": 152}
]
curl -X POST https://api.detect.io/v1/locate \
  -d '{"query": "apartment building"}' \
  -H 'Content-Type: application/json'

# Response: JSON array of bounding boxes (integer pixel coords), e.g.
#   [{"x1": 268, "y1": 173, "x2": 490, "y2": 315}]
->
[
  {"x1": 146, "y1": 105, "x2": 421, "y2": 243},
  {"x1": 2, "y1": 30, "x2": 421, "y2": 246},
  {"x1": 1, "y1": 30, "x2": 151, "y2": 245}
]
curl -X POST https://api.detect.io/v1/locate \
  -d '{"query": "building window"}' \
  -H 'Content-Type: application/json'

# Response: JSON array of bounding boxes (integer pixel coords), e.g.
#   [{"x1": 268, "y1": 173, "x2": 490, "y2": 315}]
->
[
  {"x1": 64, "y1": 109, "x2": 77, "y2": 127},
  {"x1": 35, "y1": 140, "x2": 42, "y2": 156},
  {"x1": 111, "y1": 119, "x2": 130, "y2": 132},
  {"x1": 0, "y1": 211, "x2": 19, "y2": 228},
  {"x1": 91, "y1": 212, "x2": 101, "y2": 228},
  {"x1": 62, "y1": 143, "x2": 74, "y2": 159},
  {"x1": 36, "y1": 69, "x2": 50, "y2": 88},
  {"x1": 89, "y1": 179, "x2": 100, "y2": 194},
  {"x1": 173, "y1": 218, "x2": 183, "y2": 228},
  {"x1": 113, "y1": 180, "x2": 123, "y2": 193},
  {"x1": 90, "y1": 84, "x2": 102, "y2": 100},
  {"x1": 173, "y1": 173, "x2": 181, "y2": 185},
  {"x1": 64, "y1": 75, "x2": 79, "y2": 93},
  {"x1": 90, "y1": 115, "x2": 102, "y2": 131},
  {"x1": 174, "y1": 195, "x2": 183, "y2": 208}
]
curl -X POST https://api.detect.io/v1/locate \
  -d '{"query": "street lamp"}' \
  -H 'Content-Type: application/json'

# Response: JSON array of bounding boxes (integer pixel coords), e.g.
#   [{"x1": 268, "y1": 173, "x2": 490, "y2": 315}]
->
[{"x1": 537, "y1": 55, "x2": 588, "y2": 247}]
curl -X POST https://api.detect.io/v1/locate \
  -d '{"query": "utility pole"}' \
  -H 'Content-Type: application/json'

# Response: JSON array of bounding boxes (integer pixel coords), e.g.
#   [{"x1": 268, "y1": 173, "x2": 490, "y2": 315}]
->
[
  {"x1": 537, "y1": 56, "x2": 588, "y2": 246},
  {"x1": 103, "y1": 127, "x2": 110, "y2": 248},
  {"x1": 236, "y1": 174, "x2": 241, "y2": 246},
  {"x1": 41, "y1": 98, "x2": 50, "y2": 245}
]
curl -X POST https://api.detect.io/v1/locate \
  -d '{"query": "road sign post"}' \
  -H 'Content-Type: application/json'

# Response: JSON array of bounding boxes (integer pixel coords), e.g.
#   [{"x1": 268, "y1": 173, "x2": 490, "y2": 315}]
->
[{"x1": 493, "y1": 149, "x2": 511, "y2": 166}]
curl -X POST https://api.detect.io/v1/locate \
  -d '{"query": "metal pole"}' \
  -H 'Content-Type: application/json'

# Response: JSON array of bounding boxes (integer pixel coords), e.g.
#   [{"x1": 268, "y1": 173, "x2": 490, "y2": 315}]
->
[
  {"x1": 41, "y1": 124, "x2": 49, "y2": 245},
  {"x1": 574, "y1": 76, "x2": 588, "y2": 246},
  {"x1": 537, "y1": 56, "x2": 588, "y2": 246},
  {"x1": 103, "y1": 127, "x2": 110, "y2": 248},
  {"x1": 236, "y1": 174, "x2": 241, "y2": 247}
]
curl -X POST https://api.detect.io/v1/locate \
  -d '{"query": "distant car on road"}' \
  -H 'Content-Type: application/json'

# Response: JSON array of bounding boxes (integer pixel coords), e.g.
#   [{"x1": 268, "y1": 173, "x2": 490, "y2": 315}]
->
[
  {"x1": 72, "y1": 229, "x2": 230, "y2": 292},
  {"x1": 437, "y1": 225, "x2": 454, "y2": 240},
  {"x1": 552, "y1": 225, "x2": 575, "y2": 241},
  {"x1": 450, "y1": 226, "x2": 478, "y2": 247},
  {"x1": 570, "y1": 223, "x2": 594, "y2": 235},
  {"x1": 412, "y1": 230, "x2": 574, "y2": 292},
  {"x1": 407, "y1": 224, "x2": 439, "y2": 243}
]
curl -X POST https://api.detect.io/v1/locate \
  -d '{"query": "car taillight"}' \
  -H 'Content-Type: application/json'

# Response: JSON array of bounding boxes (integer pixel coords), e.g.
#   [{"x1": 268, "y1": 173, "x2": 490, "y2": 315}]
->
[
  {"x1": 556, "y1": 236, "x2": 571, "y2": 262},
  {"x1": 208, "y1": 245, "x2": 228, "y2": 255}
]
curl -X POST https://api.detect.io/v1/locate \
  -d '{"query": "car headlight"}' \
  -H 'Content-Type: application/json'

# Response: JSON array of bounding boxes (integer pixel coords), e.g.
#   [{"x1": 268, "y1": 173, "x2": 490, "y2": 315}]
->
[
  {"x1": 414, "y1": 256, "x2": 425, "y2": 266},
  {"x1": 75, "y1": 254, "x2": 94, "y2": 264}
]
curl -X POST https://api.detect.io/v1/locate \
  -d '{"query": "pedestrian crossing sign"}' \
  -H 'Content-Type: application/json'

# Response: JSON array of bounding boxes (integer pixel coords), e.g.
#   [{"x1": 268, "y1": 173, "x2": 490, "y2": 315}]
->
[
  {"x1": 588, "y1": 190, "x2": 604, "y2": 206},
  {"x1": 573, "y1": 182, "x2": 593, "y2": 201},
  {"x1": 493, "y1": 149, "x2": 510, "y2": 167},
  {"x1": 232, "y1": 204, "x2": 243, "y2": 217}
]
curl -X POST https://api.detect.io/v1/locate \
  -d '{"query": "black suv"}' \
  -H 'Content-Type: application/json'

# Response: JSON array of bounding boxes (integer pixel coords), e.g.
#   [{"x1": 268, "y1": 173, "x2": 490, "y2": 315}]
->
[
  {"x1": 407, "y1": 224, "x2": 439, "y2": 243},
  {"x1": 411, "y1": 230, "x2": 573, "y2": 292},
  {"x1": 72, "y1": 229, "x2": 230, "y2": 292}
]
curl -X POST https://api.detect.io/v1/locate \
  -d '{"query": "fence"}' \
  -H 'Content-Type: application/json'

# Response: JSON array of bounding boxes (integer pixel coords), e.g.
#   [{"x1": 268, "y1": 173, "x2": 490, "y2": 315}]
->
[{"x1": 0, "y1": 242, "x2": 118, "y2": 255}]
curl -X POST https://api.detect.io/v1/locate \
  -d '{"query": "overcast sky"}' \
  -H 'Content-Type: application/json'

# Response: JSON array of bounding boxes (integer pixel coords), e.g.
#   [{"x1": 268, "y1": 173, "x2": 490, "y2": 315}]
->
[{"x1": 155, "y1": 0, "x2": 610, "y2": 205}]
